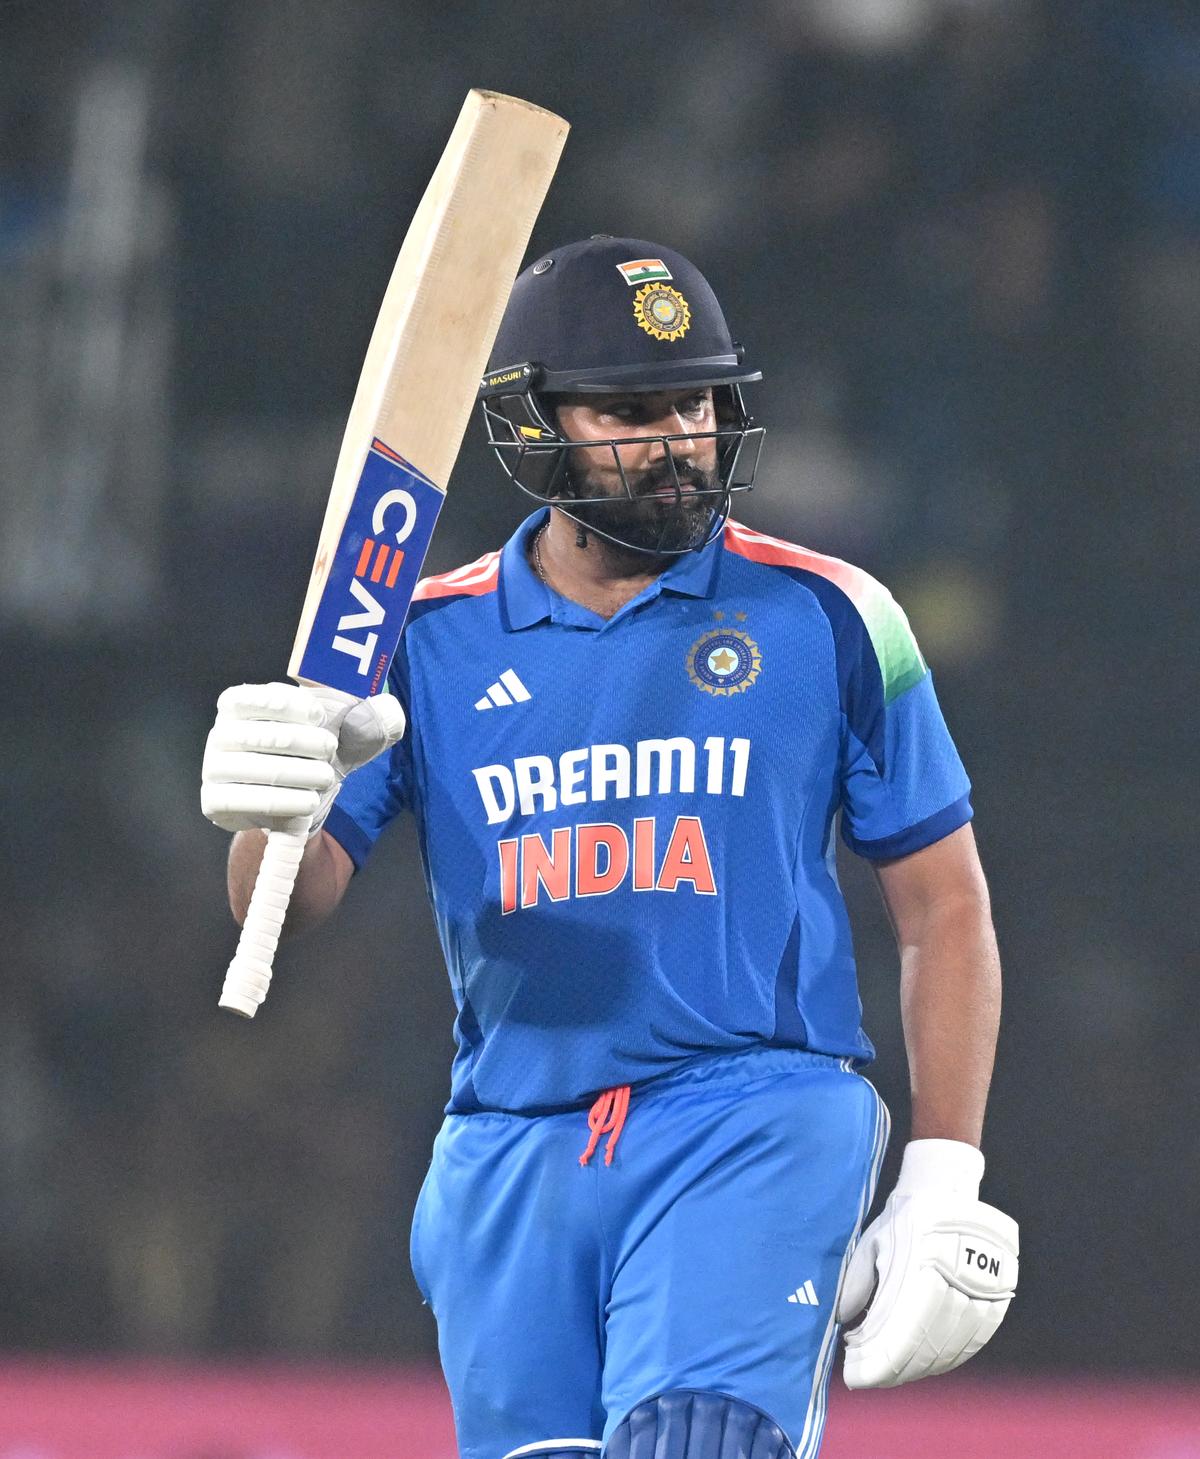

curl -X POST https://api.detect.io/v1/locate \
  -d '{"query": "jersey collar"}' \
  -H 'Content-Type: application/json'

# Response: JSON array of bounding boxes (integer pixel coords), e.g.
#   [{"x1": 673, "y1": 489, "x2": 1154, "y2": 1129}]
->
[{"x1": 500, "y1": 509, "x2": 723, "y2": 631}]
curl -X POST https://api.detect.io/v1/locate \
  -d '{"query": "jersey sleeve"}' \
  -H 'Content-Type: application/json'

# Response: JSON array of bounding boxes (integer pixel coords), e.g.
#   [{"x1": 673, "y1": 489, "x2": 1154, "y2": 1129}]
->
[
  {"x1": 834, "y1": 578, "x2": 972, "y2": 860},
  {"x1": 323, "y1": 655, "x2": 414, "y2": 870}
]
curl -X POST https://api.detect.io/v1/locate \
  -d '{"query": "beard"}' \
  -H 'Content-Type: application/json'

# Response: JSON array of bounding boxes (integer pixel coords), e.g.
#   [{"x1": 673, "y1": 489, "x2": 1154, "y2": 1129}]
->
[{"x1": 560, "y1": 455, "x2": 724, "y2": 555}]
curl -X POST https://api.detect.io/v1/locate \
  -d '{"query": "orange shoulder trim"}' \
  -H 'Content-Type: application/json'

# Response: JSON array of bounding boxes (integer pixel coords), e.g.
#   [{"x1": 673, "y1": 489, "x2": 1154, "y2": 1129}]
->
[
  {"x1": 412, "y1": 549, "x2": 501, "y2": 602},
  {"x1": 722, "y1": 520, "x2": 860, "y2": 595}
]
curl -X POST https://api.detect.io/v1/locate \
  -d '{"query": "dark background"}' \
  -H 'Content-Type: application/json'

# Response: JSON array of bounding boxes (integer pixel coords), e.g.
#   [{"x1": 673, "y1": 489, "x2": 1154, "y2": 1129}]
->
[{"x1": 2, "y1": 0, "x2": 1195, "y2": 1380}]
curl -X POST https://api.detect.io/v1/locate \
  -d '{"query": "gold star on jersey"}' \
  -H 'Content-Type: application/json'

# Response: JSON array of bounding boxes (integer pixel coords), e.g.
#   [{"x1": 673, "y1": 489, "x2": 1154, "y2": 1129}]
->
[
  {"x1": 687, "y1": 627, "x2": 763, "y2": 696},
  {"x1": 633, "y1": 283, "x2": 691, "y2": 341}
]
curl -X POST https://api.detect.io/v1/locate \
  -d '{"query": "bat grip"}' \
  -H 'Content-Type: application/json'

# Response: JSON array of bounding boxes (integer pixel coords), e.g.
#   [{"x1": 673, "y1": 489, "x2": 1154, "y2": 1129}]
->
[{"x1": 218, "y1": 824, "x2": 310, "y2": 1017}]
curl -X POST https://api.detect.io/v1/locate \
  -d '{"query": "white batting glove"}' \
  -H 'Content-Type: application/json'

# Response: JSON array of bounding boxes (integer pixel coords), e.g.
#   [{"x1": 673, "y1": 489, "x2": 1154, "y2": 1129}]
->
[
  {"x1": 201, "y1": 682, "x2": 406, "y2": 837},
  {"x1": 837, "y1": 1138, "x2": 1019, "y2": 1389}
]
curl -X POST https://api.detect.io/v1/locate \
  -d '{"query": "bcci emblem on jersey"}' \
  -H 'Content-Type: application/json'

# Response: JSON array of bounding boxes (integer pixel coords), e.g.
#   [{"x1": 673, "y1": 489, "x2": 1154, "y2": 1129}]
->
[{"x1": 687, "y1": 627, "x2": 762, "y2": 696}]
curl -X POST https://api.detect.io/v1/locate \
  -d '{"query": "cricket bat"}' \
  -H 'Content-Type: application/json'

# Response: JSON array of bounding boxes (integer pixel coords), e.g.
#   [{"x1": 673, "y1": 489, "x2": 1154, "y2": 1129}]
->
[{"x1": 219, "y1": 89, "x2": 568, "y2": 1018}]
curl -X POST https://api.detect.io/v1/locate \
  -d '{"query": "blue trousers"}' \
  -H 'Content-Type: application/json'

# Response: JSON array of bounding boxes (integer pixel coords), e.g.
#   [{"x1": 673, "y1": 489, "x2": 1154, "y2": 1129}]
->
[{"x1": 410, "y1": 1048, "x2": 889, "y2": 1459}]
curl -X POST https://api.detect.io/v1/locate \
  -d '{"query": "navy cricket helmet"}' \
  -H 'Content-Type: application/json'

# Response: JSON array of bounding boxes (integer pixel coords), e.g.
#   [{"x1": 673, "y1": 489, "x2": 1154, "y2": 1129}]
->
[{"x1": 478, "y1": 235, "x2": 765, "y2": 555}]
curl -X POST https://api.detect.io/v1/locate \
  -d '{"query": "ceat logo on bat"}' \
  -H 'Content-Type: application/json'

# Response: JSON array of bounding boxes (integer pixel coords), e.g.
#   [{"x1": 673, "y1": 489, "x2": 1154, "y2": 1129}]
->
[{"x1": 298, "y1": 439, "x2": 445, "y2": 696}]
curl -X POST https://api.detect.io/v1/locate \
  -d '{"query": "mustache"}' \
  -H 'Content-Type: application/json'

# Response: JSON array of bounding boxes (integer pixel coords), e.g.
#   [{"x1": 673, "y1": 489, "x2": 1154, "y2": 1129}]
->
[{"x1": 630, "y1": 459, "x2": 714, "y2": 497}]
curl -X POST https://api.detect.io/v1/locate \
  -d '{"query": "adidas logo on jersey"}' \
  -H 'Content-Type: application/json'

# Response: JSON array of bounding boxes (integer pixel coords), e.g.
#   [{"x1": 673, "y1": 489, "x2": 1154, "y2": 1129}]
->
[
  {"x1": 786, "y1": 1280, "x2": 820, "y2": 1307},
  {"x1": 475, "y1": 669, "x2": 532, "y2": 711}
]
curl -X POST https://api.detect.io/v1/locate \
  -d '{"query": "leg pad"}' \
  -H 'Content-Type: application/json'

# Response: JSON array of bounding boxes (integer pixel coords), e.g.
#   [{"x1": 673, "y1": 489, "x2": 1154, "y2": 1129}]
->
[{"x1": 605, "y1": 1390, "x2": 796, "y2": 1459}]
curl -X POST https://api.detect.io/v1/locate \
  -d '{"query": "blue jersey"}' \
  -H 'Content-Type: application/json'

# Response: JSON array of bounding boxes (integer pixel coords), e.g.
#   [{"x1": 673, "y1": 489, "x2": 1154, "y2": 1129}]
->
[{"x1": 326, "y1": 511, "x2": 971, "y2": 1114}]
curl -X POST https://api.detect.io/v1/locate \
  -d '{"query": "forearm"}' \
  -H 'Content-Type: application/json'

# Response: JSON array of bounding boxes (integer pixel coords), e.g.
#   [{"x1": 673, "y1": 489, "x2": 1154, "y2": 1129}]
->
[
  {"x1": 898, "y1": 893, "x2": 1001, "y2": 1148},
  {"x1": 227, "y1": 828, "x2": 351, "y2": 933}
]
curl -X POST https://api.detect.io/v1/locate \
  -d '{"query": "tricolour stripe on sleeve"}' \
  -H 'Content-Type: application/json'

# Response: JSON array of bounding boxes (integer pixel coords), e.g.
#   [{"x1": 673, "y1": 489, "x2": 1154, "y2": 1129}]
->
[{"x1": 724, "y1": 522, "x2": 926, "y2": 703}]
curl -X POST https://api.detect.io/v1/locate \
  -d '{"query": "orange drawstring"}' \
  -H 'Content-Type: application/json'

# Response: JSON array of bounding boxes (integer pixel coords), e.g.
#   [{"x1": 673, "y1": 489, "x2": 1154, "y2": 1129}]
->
[{"x1": 579, "y1": 1084, "x2": 631, "y2": 1167}]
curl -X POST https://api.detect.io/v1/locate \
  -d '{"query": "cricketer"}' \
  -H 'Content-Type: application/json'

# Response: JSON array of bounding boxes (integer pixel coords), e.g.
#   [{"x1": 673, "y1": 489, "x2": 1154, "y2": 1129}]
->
[{"x1": 202, "y1": 236, "x2": 1019, "y2": 1458}]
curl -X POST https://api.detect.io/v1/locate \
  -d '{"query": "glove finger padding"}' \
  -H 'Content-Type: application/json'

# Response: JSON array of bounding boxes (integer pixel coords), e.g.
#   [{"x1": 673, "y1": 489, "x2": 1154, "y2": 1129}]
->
[
  {"x1": 206, "y1": 717, "x2": 340, "y2": 762},
  {"x1": 839, "y1": 1194, "x2": 1018, "y2": 1390},
  {"x1": 201, "y1": 781, "x2": 321, "y2": 834},
  {"x1": 216, "y1": 682, "x2": 331, "y2": 726},
  {"x1": 202, "y1": 750, "x2": 336, "y2": 793},
  {"x1": 202, "y1": 684, "x2": 407, "y2": 836}
]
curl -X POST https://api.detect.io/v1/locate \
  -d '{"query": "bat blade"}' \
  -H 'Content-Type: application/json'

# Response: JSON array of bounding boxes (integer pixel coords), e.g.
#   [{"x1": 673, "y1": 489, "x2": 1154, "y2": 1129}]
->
[
  {"x1": 219, "y1": 91, "x2": 568, "y2": 1017},
  {"x1": 289, "y1": 89, "x2": 568, "y2": 694}
]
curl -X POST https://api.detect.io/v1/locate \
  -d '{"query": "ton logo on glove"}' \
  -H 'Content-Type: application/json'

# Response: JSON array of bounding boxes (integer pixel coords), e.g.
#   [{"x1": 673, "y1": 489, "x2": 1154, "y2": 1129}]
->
[{"x1": 837, "y1": 1138, "x2": 1019, "y2": 1390}]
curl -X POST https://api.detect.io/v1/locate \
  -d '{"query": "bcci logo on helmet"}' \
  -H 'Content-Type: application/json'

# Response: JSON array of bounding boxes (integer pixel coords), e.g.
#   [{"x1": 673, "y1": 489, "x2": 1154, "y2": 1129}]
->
[
  {"x1": 633, "y1": 283, "x2": 691, "y2": 342},
  {"x1": 687, "y1": 627, "x2": 762, "y2": 696}
]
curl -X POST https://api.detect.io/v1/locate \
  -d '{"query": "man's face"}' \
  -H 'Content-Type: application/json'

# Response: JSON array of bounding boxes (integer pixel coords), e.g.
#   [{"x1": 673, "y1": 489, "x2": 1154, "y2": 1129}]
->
[{"x1": 552, "y1": 387, "x2": 722, "y2": 554}]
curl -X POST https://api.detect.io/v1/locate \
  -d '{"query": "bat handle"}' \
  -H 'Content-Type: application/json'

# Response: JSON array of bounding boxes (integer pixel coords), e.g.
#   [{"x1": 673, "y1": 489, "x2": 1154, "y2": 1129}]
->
[{"x1": 218, "y1": 824, "x2": 310, "y2": 1017}]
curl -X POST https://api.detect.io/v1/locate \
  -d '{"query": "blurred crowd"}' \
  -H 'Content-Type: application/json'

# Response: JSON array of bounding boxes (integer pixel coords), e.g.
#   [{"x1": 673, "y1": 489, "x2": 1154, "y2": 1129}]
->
[{"x1": 2, "y1": 0, "x2": 1196, "y2": 1372}]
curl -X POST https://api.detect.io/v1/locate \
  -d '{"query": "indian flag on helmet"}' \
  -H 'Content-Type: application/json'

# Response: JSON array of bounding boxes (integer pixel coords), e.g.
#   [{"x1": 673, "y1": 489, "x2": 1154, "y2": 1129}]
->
[{"x1": 616, "y1": 257, "x2": 673, "y2": 286}]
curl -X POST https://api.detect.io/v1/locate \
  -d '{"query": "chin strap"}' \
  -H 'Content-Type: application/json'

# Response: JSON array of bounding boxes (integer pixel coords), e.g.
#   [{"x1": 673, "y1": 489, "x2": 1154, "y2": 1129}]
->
[{"x1": 575, "y1": 524, "x2": 589, "y2": 549}]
